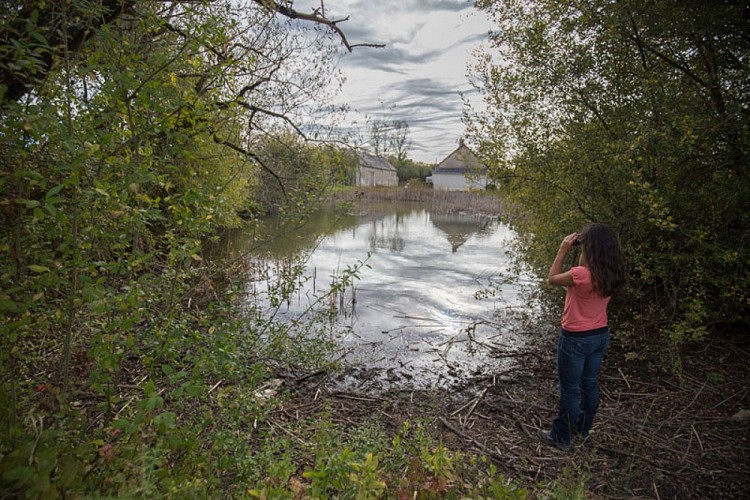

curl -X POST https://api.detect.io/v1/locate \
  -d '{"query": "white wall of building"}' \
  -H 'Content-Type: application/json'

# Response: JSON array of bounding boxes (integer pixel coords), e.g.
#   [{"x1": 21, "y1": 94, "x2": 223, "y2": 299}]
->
[{"x1": 430, "y1": 173, "x2": 487, "y2": 191}]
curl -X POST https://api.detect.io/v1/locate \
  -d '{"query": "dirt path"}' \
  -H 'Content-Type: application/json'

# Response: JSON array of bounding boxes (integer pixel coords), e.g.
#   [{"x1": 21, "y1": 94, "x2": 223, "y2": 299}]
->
[{"x1": 275, "y1": 329, "x2": 750, "y2": 498}]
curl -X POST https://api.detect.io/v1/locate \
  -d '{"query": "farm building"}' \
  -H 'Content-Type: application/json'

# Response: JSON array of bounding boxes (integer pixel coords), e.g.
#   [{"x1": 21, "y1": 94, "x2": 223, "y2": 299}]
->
[
  {"x1": 355, "y1": 151, "x2": 398, "y2": 187},
  {"x1": 427, "y1": 139, "x2": 488, "y2": 191}
]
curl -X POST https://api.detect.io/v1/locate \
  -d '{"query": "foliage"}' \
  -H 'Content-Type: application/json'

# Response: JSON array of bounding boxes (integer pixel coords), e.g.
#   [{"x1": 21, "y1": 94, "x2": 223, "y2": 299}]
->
[
  {"x1": 467, "y1": 0, "x2": 750, "y2": 342},
  {"x1": 547, "y1": 465, "x2": 589, "y2": 500},
  {"x1": 251, "y1": 132, "x2": 356, "y2": 218},
  {"x1": 391, "y1": 157, "x2": 435, "y2": 184},
  {"x1": 0, "y1": 0, "x2": 368, "y2": 496},
  {"x1": 246, "y1": 418, "x2": 528, "y2": 499}
]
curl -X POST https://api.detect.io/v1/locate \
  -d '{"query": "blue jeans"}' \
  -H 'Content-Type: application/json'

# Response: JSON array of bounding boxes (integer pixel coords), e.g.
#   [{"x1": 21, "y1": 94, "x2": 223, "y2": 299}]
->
[{"x1": 550, "y1": 329, "x2": 610, "y2": 445}]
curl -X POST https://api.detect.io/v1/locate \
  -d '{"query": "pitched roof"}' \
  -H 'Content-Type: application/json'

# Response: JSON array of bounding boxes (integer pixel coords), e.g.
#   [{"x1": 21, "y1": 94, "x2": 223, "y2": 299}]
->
[
  {"x1": 433, "y1": 143, "x2": 487, "y2": 174},
  {"x1": 356, "y1": 151, "x2": 397, "y2": 172}
]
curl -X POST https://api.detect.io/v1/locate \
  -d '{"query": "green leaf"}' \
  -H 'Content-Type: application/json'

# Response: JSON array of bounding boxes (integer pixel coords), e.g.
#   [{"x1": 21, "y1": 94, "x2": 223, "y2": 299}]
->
[
  {"x1": 142, "y1": 395, "x2": 163, "y2": 411},
  {"x1": 46, "y1": 184, "x2": 65, "y2": 198},
  {"x1": 153, "y1": 411, "x2": 177, "y2": 432},
  {"x1": 184, "y1": 383, "x2": 204, "y2": 397},
  {"x1": 27, "y1": 265, "x2": 50, "y2": 273},
  {"x1": 0, "y1": 298, "x2": 18, "y2": 313}
]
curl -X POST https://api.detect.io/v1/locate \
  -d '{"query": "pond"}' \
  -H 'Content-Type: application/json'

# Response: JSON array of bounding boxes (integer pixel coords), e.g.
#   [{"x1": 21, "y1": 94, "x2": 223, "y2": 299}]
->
[{"x1": 214, "y1": 202, "x2": 539, "y2": 389}]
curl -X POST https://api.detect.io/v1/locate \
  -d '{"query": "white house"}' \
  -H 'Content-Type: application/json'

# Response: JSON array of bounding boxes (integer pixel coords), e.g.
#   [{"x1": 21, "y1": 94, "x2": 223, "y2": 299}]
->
[
  {"x1": 355, "y1": 151, "x2": 398, "y2": 187},
  {"x1": 427, "y1": 139, "x2": 488, "y2": 191}
]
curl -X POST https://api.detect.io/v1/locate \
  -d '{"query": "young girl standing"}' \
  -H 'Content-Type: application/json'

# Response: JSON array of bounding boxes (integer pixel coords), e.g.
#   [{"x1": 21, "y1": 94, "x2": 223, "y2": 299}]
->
[{"x1": 538, "y1": 223, "x2": 626, "y2": 450}]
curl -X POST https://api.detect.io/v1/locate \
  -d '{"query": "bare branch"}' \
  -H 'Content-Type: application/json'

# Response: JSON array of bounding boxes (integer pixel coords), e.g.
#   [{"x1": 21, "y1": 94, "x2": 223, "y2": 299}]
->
[
  {"x1": 0, "y1": 0, "x2": 382, "y2": 106},
  {"x1": 250, "y1": 0, "x2": 384, "y2": 52},
  {"x1": 211, "y1": 133, "x2": 288, "y2": 200},
  {"x1": 216, "y1": 100, "x2": 307, "y2": 137}
]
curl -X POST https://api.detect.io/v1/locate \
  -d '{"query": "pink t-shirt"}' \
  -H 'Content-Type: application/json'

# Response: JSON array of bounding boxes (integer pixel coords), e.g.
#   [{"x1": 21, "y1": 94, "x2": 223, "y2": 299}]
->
[{"x1": 561, "y1": 266, "x2": 610, "y2": 332}]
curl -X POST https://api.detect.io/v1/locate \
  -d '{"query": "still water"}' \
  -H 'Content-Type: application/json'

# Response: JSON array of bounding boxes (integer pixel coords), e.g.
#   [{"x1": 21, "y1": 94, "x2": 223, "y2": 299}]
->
[{"x1": 218, "y1": 202, "x2": 537, "y2": 389}]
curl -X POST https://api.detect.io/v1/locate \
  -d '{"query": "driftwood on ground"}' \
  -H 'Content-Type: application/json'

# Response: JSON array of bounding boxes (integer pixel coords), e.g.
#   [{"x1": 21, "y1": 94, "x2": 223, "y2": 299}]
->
[{"x1": 273, "y1": 330, "x2": 750, "y2": 498}]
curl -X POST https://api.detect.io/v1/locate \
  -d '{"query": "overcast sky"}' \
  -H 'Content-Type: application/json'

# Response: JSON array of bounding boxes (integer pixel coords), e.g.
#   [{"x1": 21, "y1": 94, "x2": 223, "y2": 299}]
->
[{"x1": 297, "y1": 0, "x2": 494, "y2": 164}]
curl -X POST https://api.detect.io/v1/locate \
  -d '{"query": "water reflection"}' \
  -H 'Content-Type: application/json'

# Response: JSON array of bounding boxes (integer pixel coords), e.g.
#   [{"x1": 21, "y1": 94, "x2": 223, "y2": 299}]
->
[
  {"x1": 430, "y1": 213, "x2": 496, "y2": 253},
  {"x1": 366, "y1": 216, "x2": 406, "y2": 253},
  {"x1": 213, "y1": 203, "x2": 534, "y2": 389}
]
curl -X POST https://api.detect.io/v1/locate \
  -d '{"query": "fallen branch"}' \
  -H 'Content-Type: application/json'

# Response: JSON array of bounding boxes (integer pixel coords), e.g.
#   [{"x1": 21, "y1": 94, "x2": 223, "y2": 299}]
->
[{"x1": 439, "y1": 416, "x2": 505, "y2": 464}]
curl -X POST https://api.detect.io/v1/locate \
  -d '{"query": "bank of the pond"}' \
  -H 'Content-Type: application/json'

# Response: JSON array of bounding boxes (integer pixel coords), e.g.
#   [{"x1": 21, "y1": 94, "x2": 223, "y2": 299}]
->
[
  {"x1": 168, "y1": 187, "x2": 748, "y2": 498},
  {"x1": 273, "y1": 324, "x2": 750, "y2": 498},
  {"x1": 224, "y1": 195, "x2": 530, "y2": 391},
  {"x1": 329, "y1": 185, "x2": 505, "y2": 216}
]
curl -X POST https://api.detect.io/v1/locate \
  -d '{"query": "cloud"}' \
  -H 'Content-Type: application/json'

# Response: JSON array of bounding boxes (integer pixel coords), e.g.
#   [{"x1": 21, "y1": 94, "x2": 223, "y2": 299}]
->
[
  {"x1": 401, "y1": 0, "x2": 476, "y2": 13},
  {"x1": 358, "y1": 78, "x2": 476, "y2": 115},
  {"x1": 339, "y1": 0, "x2": 474, "y2": 15},
  {"x1": 292, "y1": 0, "x2": 493, "y2": 161},
  {"x1": 341, "y1": 44, "x2": 443, "y2": 73},
  {"x1": 341, "y1": 31, "x2": 486, "y2": 78},
  {"x1": 337, "y1": 19, "x2": 426, "y2": 49}
]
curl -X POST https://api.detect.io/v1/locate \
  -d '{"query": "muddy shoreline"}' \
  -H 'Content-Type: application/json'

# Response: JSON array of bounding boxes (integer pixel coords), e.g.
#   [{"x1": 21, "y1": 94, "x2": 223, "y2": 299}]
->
[
  {"x1": 273, "y1": 327, "x2": 750, "y2": 497},
  {"x1": 253, "y1": 191, "x2": 749, "y2": 496}
]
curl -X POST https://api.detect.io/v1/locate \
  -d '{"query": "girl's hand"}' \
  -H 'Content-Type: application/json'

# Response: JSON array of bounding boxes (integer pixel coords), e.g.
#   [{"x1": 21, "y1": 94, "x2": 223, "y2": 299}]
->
[
  {"x1": 559, "y1": 232, "x2": 578, "y2": 252},
  {"x1": 549, "y1": 232, "x2": 579, "y2": 286}
]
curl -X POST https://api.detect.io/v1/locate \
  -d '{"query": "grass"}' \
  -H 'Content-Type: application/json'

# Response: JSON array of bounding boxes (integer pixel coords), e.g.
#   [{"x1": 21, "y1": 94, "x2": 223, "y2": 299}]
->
[{"x1": 243, "y1": 415, "x2": 530, "y2": 499}]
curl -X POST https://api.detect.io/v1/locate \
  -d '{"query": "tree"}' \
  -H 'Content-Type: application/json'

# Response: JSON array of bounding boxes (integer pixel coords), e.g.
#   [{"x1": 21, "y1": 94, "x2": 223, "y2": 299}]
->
[
  {"x1": 0, "y1": 2, "x2": 381, "y2": 493},
  {"x1": 390, "y1": 120, "x2": 412, "y2": 165},
  {"x1": 392, "y1": 157, "x2": 434, "y2": 184},
  {"x1": 369, "y1": 119, "x2": 389, "y2": 156},
  {"x1": 368, "y1": 118, "x2": 413, "y2": 163},
  {"x1": 467, "y1": 0, "x2": 750, "y2": 341},
  {"x1": 0, "y1": 0, "x2": 381, "y2": 107},
  {"x1": 251, "y1": 132, "x2": 354, "y2": 218}
]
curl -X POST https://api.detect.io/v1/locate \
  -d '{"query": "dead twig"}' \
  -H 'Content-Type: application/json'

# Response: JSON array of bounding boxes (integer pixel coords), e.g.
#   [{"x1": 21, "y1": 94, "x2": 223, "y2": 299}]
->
[{"x1": 439, "y1": 416, "x2": 505, "y2": 464}]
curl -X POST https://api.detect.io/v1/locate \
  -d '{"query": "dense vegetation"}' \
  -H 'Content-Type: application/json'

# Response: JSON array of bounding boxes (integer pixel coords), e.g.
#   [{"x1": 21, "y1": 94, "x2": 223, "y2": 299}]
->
[
  {"x1": 2, "y1": 0, "x2": 746, "y2": 496},
  {"x1": 0, "y1": 1, "x2": 405, "y2": 496},
  {"x1": 0, "y1": 1, "x2": 528, "y2": 497},
  {"x1": 467, "y1": 0, "x2": 749, "y2": 350},
  {"x1": 392, "y1": 157, "x2": 435, "y2": 185}
]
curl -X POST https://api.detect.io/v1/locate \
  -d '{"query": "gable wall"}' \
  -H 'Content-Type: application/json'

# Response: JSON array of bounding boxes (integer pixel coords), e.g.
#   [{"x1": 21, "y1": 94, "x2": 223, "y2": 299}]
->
[
  {"x1": 431, "y1": 172, "x2": 488, "y2": 191},
  {"x1": 357, "y1": 166, "x2": 398, "y2": 187}
]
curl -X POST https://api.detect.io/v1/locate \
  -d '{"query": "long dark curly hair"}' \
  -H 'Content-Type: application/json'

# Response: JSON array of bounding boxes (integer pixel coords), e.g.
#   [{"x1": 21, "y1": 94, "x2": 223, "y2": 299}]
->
[{"x1": 578, "y1": 223, "x2": 626, "y2": 297}]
